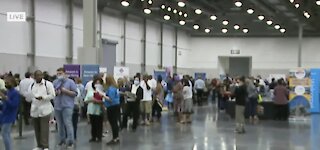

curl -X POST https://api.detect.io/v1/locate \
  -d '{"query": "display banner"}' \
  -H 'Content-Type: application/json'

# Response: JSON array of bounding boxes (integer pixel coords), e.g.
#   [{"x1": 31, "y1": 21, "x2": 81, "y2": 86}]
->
[
  {"x1": 64, "y1": 64, "x2": 81, "y2": 78},
  {"x1": 114, "y1": 66, "x2": 129, "y2": 80},
  {"x1": 288, "y1": 68, "x2": 311, "y2": 116},
  {"x1": 310, "y1": 69, "x2": 320, "y2": 113},
  {"x1": 195, "y1": 72, "x2": 206, "y2": 80},
  {"x1": 82, "y1": 64, "x2": 99, "y2": 85},
  {"x1": 154, "y1": 70, "x2": 167, "y2": 80}
]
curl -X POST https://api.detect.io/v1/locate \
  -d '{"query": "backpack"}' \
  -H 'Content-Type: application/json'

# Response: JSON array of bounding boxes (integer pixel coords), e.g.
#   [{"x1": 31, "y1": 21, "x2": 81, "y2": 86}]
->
[{"x1": 31, "y1": 80, "x2": 49, "y2": 94}]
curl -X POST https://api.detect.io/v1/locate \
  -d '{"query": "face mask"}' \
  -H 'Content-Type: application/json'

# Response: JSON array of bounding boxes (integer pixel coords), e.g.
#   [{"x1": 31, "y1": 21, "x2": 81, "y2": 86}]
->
[
  {"x1": 134, "y1": 80, "x2": 140, "y2": 85},
  {"x1": 57, "y1": 75, "x2": 64, "y2": 80},
  {"x1": 95, "y1": 84, "x2": 104, "y2": 91}
]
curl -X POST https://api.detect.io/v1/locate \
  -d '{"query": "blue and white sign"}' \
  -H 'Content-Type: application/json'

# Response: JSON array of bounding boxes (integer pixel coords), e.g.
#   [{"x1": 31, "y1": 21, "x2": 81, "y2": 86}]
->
[
  {"x1": 310, "y1": 68, "x2": 320, "y2": 113},
  {"x1": 82, "y1": 64, "x2": 100, "y2": 86},
  {"x1": 195, "y1": 72, "x2": 206, "y2": 80}
]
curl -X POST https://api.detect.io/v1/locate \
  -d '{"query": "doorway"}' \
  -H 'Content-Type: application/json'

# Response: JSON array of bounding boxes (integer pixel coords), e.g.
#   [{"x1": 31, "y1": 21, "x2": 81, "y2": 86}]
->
[{"x1": 218, "y1": 56, "x2": 252, "y2": 77}]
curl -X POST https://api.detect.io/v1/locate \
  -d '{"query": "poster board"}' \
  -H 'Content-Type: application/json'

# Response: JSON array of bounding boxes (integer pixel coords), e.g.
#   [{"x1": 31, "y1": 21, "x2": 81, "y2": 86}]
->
[
  {"x1": 154, "y1": 70, "x2": 167, "y2": 80},
  {"x1": 82, "y1": 64, "x2": 99, "y2": 85},
  {"x1": 64, "y1": 64, "x2": 81, "y2": 78},
  {"x1": 195, "y1": 72, "x2": 206, "y2": 80},
  {"x1": 114, "y1": 66, "x2": 129, "y2": 81},
  {"x1": 310, "y1": 69, "x2": 320, "y2": 113}
]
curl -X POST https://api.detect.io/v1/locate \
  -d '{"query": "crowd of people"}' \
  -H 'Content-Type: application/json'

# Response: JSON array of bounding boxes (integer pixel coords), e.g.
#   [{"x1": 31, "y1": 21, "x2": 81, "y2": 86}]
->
[{"x1": 0, "y1": 68, "x2": 291, "y2": 150}]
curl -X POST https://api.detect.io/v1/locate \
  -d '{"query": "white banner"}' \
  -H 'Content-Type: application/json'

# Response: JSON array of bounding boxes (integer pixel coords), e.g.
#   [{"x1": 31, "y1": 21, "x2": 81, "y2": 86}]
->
[{"x1": 114, "y1": 66, "x2": 129, "y2": 80}]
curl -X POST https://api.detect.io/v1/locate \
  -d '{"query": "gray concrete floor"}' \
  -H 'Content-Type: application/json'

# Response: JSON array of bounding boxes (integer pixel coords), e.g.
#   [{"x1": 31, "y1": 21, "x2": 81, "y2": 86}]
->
[{"x1": 0, "y1": 102, "x2": 317, "y2": 150}]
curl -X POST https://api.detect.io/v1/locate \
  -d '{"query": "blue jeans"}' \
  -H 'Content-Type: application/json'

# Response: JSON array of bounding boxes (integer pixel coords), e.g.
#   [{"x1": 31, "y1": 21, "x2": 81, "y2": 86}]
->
[
  {"x1": 55, "y1": 108, "x2": 74, "y2": 144},
  {"x1": 1, "y1": 123, "x2": 12, "y2": 150},
  {"x1": 248, "y1": 98, "x2": 258, "y2": 117}
]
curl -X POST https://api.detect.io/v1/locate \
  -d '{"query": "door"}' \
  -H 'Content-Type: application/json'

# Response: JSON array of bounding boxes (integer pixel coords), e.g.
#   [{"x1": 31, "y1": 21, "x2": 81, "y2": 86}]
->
[{"x1": 229, "y1": 57, "x2": 251, "y2": 77}]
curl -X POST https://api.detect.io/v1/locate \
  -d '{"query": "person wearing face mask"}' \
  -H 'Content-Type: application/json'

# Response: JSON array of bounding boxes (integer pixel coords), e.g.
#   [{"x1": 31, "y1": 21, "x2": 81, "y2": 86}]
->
[
  {"x1": 53, "y1": 68, "x2": 78, "y2": 148},
  {"x1": 0, "y1": 76, "x2": 20, "y2": 150},
  {"x1": 122, "y1": 76, "x2": 143, "y2": 131}
]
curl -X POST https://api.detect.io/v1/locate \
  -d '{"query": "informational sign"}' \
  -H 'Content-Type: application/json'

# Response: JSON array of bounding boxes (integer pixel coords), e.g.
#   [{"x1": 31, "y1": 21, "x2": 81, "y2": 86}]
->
[
  {"x1": 310, "y1": 69, "x2": 320, "y2": 113},
  {"x1": 154, "y1": 70, "x2": 167, "y2": 80},
  {"x1": 7, "y1": 12, "x2": 26, "y2": 22},
  {"x1": 231, "y1": 49, "x2": 240, "y2": 55},
  {"x1": 64, "y1": 64, "x2": 81, "y2": 78},
  {"x1": 195, "y1": 72, "x2": 206, "y2": 80},
  {"x1": 114, "y1": 66, "x2": 129, "y2": 80},
  {"x1": 82, "y1": 64, "x2": 99, "y2": 85}
]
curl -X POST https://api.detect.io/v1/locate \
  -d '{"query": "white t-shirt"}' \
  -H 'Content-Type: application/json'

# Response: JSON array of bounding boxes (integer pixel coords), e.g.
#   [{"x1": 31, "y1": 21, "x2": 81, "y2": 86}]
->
[
  {"x1": 141, "y1": 80, "x2": 152, "y2": 101},
  {"x1": 148, "y1": 78, "x2": 157, "y2": 90},
  {"x1": 183, "y1": 86, "x2": 193, "y2": 99},
  {"x1": 85, "y1": 80, "x2": 93, "y2": 92}
]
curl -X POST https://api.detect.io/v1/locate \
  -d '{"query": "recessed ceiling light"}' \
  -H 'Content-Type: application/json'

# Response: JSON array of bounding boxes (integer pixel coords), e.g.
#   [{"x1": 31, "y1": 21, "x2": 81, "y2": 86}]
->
[
  {"x1": 266, "y1": 20, "x2": 273, "y2": 25},
  {"x1": 234, "y1": 24, "x2": 240, "y2": 30},
  {"x1": 210, "y1": 15, "x2": 217, "y2": 20},
  {"x1": 148, "y1": 0, "x2": 152, "y2": 5},
  {"x1": 144, "y1": 8, "x2": 151, "y2": 14},
  {"x1": 164, "y1": 15, "x2": 170, "y2": 20},
  {"x1": 222, "y1": 20, "x2": 229, "y2": 25},
  {"x1": 205, "y1": 28, "x2": 211, "y2": 33},
  {"x1": 289, "y1": 0, "x2": 294, "y2": 3},
  {"x1": 280, "y1": 28, "x2": 286, "y2": 33},
  {"x1": 274, "y1": 24, "x2": 280, "y2": 29},
  {"x1": 304, "y1": 11, "x2": 311, "y2": 18},
  {"x1": 195, "y1": 9, "x2": 202, "y2": 15},
  {"x1": 179, "y1": 20, "x2": 186, "y2": 25},
  {"x1": 121, "y1": 0, "x2": 130, "y2": 7},
  {"x1": 179, "y1": 11, "x2": 183, "y2": 16},
  {"x1": 247, "y1": 8, "x2": 254, "y2": 14},
  {"x1": 193, "y1": 24, "x2": 200, "y2": 30},
  {"x1": 178, "y1": 1, "x2": 186, "y2": 7},
  {"x1": 222, "y1": 28, "x2": 228, "y2": 33},
  {"x1": 235, "y1": 1, "x2": 242, "y2": 7},
  {"x1": 173, "y1": 9, "x2": 177, "y2": 14},
  {"x1": 167, "y1": 7, "x2": 172, "y2": 11},
  {"x1": 258, "y1": 15, "x2": 265, "y2": 20},
  {"x1": 161, "y1": 5, "x2": 165, "y2": 9},
  {"x1": 295, "y1": 3, "x2": 299, "y2": 8},
  {"x1": 317, "y1": 0, "x2": 320, "y2": 5},
  {"x1": 243, "y1": 28, "x2": 249, "y2": 33},
  {"x1": 184, "y1": 13, "x2": 188, "y2": 17}
]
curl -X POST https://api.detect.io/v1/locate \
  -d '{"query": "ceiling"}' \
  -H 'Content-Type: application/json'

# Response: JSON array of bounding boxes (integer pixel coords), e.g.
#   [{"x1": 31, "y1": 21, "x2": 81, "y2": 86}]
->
[{"x1": 79, "y1": 0, "x2": 320, "y2": 37}]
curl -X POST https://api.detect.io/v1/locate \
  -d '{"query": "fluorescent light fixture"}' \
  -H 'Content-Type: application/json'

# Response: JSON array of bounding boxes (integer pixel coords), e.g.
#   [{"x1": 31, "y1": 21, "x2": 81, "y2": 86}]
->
[
  {"x1": 121, "y1": 1, "x2": 130, "y2": 7},
  {"x1": 234, "y1": 24, "x2": 240, "y2": 30},
  {"x1": 235, "y1": 1, "x2": 242, "y2": 7},
  {"x1": 295, "y1": 3, "x2": 299, "y2": 8},
  {"x1": 195, "y1": 9, "x2": 202, "y2": 15},
  {"x1": 243, "y1": 28, "x2": 249, "y2": 33},
  {"x1": 222, "y1": 20, "x2": 229, "y2": 25},
  {"x1": 205, "y1": 28, "x2": 211, "y2": 33},
  {"x1": 144, "y1": 8, "x2": 151, "y2": 14},
  {"x1": 167, "y1": 7, "x2": 172, "y2": 11},
  {"x1": 274, "y1": 24, "x2": 280, "y2": 29},
  {"x1": 258, "y1": 15, "x2": 265, "y2": 20},
  {"x1": 148, "y1": 0, "x2": 152, "y2": 4},
  {"x1": 179, "y1": 11, "x2": 183, "y2": 16},
  {"x1": 290, "y1": 0, "x2": 294, "y2": 3},
  {"x1": 173, "y1": 9, "x2": 177, "y2": 14},
  {"x1": 280, "y1": 28, "x2": 286, "y2": 33},
  {"x1": 193, "y1": 24, "x2": 200, "y2": 30},
  {"x1": 266, "y1": 20, "x2": 273, "y2": 25},
  {"x1": 317, "y1": 0, "x2": 320, "y2": 5},
  {"x1": 164, "y1": 15, "x2": 170, "y2": 20},
  {"x1": 161, "y1": 5, "x2": 165, "y2": 9},
  {"x1": 210, "y1": 15, "x2": 217, "y2": 20},
  {"x1": 184, "y1": 13, "x2": 188, "y2": 17},
  {"x1": 178, "y1": 1, "x2": 186, "y2": 7},
  {"x1": 179, "y1": 20, "x2": 186, "y2": 25},
  {"x1": 222, "y1": 28, "x2": 228, "y2": 33},
  {"x1": 247, "y1": 8, "x2": 254, "y2": 14}
]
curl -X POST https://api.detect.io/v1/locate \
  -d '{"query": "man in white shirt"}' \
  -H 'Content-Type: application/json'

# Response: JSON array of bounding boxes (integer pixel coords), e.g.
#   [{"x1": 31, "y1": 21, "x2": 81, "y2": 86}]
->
[
  {"x1": 194, "y1": 76, "x2": 206, "y2": 105},
  {"x1": 26, "y1": 70, "x2": 55, "y2": 150},
  {"x1": 140, "y1": 75, "x2": 153, "y2": 125},
  {"x1": 19, "y1": 72, "x2": 34, "y2": 125}
]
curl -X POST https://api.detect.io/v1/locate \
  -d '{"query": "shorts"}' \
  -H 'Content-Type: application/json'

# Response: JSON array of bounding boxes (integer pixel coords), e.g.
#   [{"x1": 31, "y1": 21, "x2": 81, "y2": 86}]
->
[
  {"x1": 183, "y1": 98, "x2": 193, "y2": 114},
  {"x1": 140, "y1": 101, "x2": 152, "y2": 114}
]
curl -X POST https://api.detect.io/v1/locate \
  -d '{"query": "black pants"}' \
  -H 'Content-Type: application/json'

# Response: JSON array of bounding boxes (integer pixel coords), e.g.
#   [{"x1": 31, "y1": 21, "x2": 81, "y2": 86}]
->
[
  {"x1": 274, "y1": 104, "x2": 289, "y2": 121},
  {"x1": 89, "y1": 114, "x2": 103, "y2": 140},
  {"x1": 152, "y1": 101, "x2": 162, "y2": 120},
  {"x1": 122, "y1": 102, "x2": 140, "y2": 130},
  {"x1": 72, "y1": 108, "x2": 79, "y2": 139},
  {"x1": 196, "y1": 89, "x2": 204, "y2": 105},
  {"x1": 107, "y1": 105, "x2": 120, "y2": 140},
  {"x1": 22, "y1": 97, "x2": 31, "y2": 125},
  {"x1": 211, "y1": 89, "x2": 217, "y2": 102}
]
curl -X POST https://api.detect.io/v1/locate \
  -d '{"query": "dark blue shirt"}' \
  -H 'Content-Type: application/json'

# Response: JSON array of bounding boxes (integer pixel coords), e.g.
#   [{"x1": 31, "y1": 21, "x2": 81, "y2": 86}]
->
[{"x1": 0, "y1": 89, "x2": 20, "y2": 124}]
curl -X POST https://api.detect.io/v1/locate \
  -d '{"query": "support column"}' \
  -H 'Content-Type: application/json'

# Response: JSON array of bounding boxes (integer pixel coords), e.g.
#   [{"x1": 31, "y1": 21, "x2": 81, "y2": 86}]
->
[
  {"x1": 174, "y1": 28, "x2": 178, "y2": 74},
  {"x1": 160, "y1": 23, "x2": 163, "y2": 68},
  {"x1": 27, "y1": 0, "x2": 36, "y2": 70},
  {"x1": 122, "y1": 14, "x2": 127, "y2": 66},
  {"x1": 298, "y1": 24, "x2": 303, "y2": 67},
  {"x1": 66, "y1": 0, "x2": 73, "y2": 64},
  {"x1": 142, "y1": 19, "x2": 147, "y2": 73}
]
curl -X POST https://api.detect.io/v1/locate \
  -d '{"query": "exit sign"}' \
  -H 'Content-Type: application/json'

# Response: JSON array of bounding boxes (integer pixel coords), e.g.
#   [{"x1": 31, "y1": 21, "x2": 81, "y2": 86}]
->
[
  {"x1": 7, "y1": 12, "x2": 26, "y2": 22},
  {"x1": 231, "y1": 49, "x2": 240, "y2": 54}
]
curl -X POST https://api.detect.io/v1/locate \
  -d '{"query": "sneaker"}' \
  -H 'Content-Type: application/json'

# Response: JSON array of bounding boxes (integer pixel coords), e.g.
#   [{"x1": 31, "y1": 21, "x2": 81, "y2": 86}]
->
[
  {"x1": 43, "y1": 148, "x2": 49, "y2": 150},
  {"x1": 67, "y1": 143, "x2": 74, "y2": 149},
  {"x1": 58, "y1": 141, "x2": 65, "y2": 146},
  {"x1": 106, "y1": 139, "x2": 120, "y2": 145},
  {"x1": 145, "y1": 120, "x2": 150, "y2": 126},
  {"x1": 89, "y1": 138, "x2": 96, "y2": 143},
  {"x1": 32, "y1": 148, "x2": 42, "y2": 150}
]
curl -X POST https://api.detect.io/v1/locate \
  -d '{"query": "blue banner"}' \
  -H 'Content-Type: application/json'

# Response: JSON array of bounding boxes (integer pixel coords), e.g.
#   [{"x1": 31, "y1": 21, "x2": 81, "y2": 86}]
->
[
  {"x1": 195, "y1": 72, "x2": 206, "y2": 80},
  {"x1": 154, "y1": 70, "x2": 167, "y2": 81},
  {"x1": 310, "y1": 68, "x2": 320, "y2": 113},
  {"x1": 82, "y1": 64, "x2": 100, "y2": 86}
]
